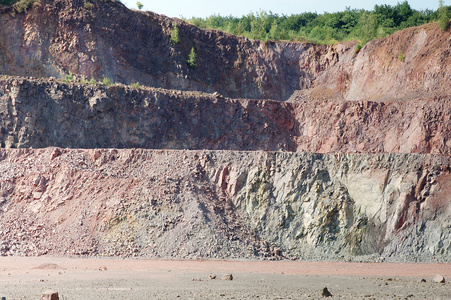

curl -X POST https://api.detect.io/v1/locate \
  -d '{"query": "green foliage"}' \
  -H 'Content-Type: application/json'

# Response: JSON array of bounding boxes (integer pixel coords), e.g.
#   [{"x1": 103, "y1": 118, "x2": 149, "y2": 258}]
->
[
  {"x1": 62, "y1": 73, "x2": 96, "y2": 85},
  {"x1": 187, "y1": 47, "x2": 197, "y2": 68},
  {"x1": 438, "y1": 0, "x2": 451, "y2": 30},
  {"x1": 355, "y1": 43, "x2": 363, "y2": 53},
  {"x1": 136, "y1": 1, "x2": 143, "y2": 10},
  {"x1": 0, "y1": 0, "x2": 17, "y2": 6},
  {"x1": 170, "y1": 23, "x2": 180, "y2": 45},
  {"x1": 102, "y1": 77, "x2": 112, "y2": 86},
  {"x1": 11, "y1": 0, "x2": 37, "y2": 13},
  {"x1": 89, "y1": 78, "x2": 97, "y2": 85},
  {"x1": 185, "y1": 1, "x2": 442, "y2": 44},
  {"x1": 83, "y1": 1, "x2": 93, "y2": 10},
  {"x1": 131, "y1": 82, "x2": 140, "y2": 89},
  {"x1": 64, "y1": 71, "x2": 75, "y2": 83},
  {"x1": 398, "y1": 51, "x2": 405, "y2": 62}
]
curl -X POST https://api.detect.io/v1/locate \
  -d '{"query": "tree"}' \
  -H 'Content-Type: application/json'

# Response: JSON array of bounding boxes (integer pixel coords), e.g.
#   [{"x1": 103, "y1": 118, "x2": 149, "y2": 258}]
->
[
  {"x1": 355, "y1": 11, "x2": 377, "y2": 44},
  {"x1": 185, "y1": 5, "x2": 437, "y2": 44},
  {"x1": 136, "y1": 1, "x2": 143, "y2": 10},
  {"x1": 269, "y1": 20, "x2": 280, "y2": 40},
  {"x1": 187, "y1": 47, "x2": 197, "y2": 68},
  {"x1": 170, "y1": 23, "x2": 180, "y2": 45},
  {"x1": 438, "y1": 0, "x2": 450, "y2": 30}
]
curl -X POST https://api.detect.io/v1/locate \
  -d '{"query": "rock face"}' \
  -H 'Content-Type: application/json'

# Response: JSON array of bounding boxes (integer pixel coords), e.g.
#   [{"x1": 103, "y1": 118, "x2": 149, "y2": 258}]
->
[
  {"x1": 0, "y1": 0, "x2": 449, "y2": 101},
  {"x1": 0, "y1": 0, "x2": 350, "y2": 100},
  {"x1": 0, "y1": 148, "x2": 449, "y2": 262},
  {"x1": 0, "y1": 0, "x2": 450, "y2": 263},
  {"x1": 0, "y1": 77, "x2": 450, "y2": 154},
  {"x1": 300, "y1": 24, "x2": 451, "y2": 102}
]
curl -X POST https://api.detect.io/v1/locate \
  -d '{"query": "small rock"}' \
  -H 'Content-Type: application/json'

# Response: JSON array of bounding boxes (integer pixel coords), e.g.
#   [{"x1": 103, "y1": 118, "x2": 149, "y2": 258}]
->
[
  {"x1": 432, "y1": 274, "x2": 445, "y2": 283},
  {"x1": 322, "y1": 287, "x2": 332, "y2": 297},
  {"x1": 221, "y1": 274, "x2": 233, "y2": 280},
  {"x1": 92, "y1": 149, "x2": 101, "y2": 160},
  {"x1": 209, "y1": 274, "x2": 217, "y2": 279},
  {"x1": 99, "y1": 266, "x2": 107, "y2": 271},
  {"x1": 418, "y1": 278, "x2": 426, "y2": 283},
  {"x1": 41, "y1": 290, "x2": 59, "y2": 300},
  {"x1": 50, "y1": 148, "x2": 61, "y2": 160}
]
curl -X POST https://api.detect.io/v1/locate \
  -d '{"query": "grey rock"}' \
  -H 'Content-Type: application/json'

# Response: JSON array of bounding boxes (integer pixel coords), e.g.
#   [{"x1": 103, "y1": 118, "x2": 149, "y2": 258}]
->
[
  {"x1": 432, "y1": 274, "x2": 445, "y2": 283},
  {"x1": 221, "y1": 274, "x2": 233, "y2": 280}
]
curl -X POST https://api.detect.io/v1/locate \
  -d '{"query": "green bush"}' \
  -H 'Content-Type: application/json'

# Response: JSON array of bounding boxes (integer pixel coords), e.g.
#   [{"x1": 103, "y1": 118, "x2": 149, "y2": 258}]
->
[
  {"x1": 170, "y1": 23, "x2": 180, "y2": 45},
  {"x1": 136, "y1": 1, "x2": 143, "y2": 10},
  {"x1": 0, "y1": 0, "x2": 17, "y2": 6},
  {"x1": 355, "y1": 43, "x2": 363, "y2": 53},
  {"x1": 64, "y1": 71, "x2": 75, "y2": 83},
  {"x1": 83, "y1": 1, "x2": 93, "y2": 10},
  {"x1": 131, "y1": 82, "x2": 140, "y2": 89},
  {"x1": 102, "y1": 77, "x2": 112, "y2": 86},
  {"x1": 187, "y1": 47, "x2": 197, "y2": 68},
  {"x1": 12, "y1": 0, "x2": 37, "y2": 13}
]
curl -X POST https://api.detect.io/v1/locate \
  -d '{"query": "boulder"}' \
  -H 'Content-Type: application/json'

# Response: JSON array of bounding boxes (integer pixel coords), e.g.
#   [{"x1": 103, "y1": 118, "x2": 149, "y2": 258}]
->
[{"x1": 41, "y1": 290, "x2": 59, "y2": 300}]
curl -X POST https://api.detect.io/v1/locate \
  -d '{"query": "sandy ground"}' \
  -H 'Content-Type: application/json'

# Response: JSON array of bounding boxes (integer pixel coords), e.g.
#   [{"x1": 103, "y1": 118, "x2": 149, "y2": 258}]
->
[{"x1": 0, "y1": 257, "x2": 450, "y2": 299}]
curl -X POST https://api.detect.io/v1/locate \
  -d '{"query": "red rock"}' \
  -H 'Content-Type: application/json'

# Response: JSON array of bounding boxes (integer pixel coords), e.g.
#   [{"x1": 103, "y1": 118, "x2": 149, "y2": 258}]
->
[{"x1": 41, "y1": 290, "x2": 59, "y2": 300}]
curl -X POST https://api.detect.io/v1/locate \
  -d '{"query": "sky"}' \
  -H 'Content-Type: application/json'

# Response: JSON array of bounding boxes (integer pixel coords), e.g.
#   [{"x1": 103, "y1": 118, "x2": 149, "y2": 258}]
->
[{"x1": 120, "y1": 0, "x2": 444, "y2": 19}]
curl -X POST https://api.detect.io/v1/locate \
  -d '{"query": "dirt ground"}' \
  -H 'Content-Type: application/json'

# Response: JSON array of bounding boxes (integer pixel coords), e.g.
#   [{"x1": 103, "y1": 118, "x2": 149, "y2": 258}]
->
[{"x1": 0, "y1": 257, "x2": 449, "y2": 299}]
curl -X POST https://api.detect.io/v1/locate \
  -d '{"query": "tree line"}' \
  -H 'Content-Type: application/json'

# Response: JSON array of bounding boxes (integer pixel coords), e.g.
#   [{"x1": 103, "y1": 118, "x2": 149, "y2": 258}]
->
[{"x1": 186, "y1": 1, "x2": 450, "y2": 45}]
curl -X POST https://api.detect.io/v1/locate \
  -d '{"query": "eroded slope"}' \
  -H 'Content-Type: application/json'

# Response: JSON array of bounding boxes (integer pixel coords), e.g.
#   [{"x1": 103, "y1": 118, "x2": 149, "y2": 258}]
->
[{"x1": 0, "y1": 148, "x2": 449, "y2": 261}]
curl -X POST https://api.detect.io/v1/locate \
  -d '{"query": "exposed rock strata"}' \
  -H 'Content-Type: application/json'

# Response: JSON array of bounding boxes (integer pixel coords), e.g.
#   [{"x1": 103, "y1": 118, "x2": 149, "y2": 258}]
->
[
  {"x1": 0, "y1": 77, "x2": 450, "y2": 154},
  {"x1": 0, "y1": 0, "x2": 449, "y2": 264},
  {"x1": 299, "y1": 24, "x2": 451, "y2": 102},
  {"x1": 0, "y1": 148, "x2": 449, "y2": 262},
  {"x1": 0, "y1": 0, "x2": 352, "y2": 100},
  {"x1": 0, "y1": 0, "x2": 449, "y2": 101}
]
